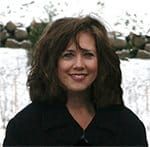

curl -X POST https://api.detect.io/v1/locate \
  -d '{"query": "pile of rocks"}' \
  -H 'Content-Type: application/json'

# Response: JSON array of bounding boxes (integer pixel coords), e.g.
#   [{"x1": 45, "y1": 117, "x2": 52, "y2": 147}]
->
[
  {"x1": 109, "y1": 31, "x2": 150, "y2": 59},
  {"x1": 0, "y1": 21, "x2": 32, "y2": 50},
  {"x1": 0, "y1": 21, "x2": 150, "y2": 59}
]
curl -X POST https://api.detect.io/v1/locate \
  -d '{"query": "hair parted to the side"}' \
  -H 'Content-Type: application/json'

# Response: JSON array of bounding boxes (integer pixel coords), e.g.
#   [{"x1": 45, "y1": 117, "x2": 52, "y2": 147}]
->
[{"x1": 27, "y1": 15, "x2": 124, "y2": 108}]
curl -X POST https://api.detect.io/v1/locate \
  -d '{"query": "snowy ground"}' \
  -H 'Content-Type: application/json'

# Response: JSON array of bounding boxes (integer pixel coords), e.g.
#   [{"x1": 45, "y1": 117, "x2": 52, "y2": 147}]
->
[
  {"x1": 121, "y1": 59, "x2": 150, "y2": 145},
  {"x1": 0, "y1": 48, "x2": 30, "y2": 145},
  {"x1": 0, "y1": 48, "x2": 150, "y2": 145}
]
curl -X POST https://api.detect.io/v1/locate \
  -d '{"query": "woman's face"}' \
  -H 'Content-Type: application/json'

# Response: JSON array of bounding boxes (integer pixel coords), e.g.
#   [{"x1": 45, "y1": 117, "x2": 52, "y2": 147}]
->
[{"x1": 57, "y1": 31, "x2": 98, "y2": 93}]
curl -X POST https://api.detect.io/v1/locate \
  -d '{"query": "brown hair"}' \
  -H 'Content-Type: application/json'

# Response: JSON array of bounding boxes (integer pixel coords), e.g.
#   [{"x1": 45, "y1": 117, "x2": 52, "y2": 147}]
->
[{"x1": 27, "y1": 15, "x2": 124, "y2": 108}]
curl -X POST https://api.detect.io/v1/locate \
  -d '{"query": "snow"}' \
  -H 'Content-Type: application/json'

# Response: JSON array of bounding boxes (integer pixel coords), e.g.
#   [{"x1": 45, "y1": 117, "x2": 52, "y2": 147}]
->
[
  {"x1": 121, "y1": 59, "x2": 150, "y2": 144},
  {"x1": 1, "y1": 0, "x2": 150, "y2": 35},
  {"x1": 0, "y1": 48, "x2": 30, "y2": 145},
  {"x1": 0, "y1": 48, "x2": 150, "y2": 145}
]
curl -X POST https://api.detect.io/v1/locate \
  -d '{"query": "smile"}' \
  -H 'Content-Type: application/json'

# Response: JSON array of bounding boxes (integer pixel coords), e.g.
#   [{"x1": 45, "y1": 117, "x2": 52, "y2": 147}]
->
[{"x1": 69, "y1": 74, "x2": 87, "y2": 81}]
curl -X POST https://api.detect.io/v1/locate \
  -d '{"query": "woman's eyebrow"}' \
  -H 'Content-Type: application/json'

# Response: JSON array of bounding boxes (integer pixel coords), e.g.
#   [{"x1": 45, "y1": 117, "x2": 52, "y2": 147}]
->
[
  {"x1": 65, "y1": 48, "x2": 96, "y2": 54},
  {"x1": 80, "y1": 48, "x2": 96, "y2": 53},
  {"x1": 64, "y1": 49, "x2": 75, "y2": 52}
]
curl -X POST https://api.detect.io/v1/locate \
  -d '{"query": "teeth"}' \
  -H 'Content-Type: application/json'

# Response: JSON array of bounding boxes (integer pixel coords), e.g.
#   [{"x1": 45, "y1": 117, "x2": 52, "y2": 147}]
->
[{"x1": 71, "y1": 74, "x2": 86, "y2": 80}]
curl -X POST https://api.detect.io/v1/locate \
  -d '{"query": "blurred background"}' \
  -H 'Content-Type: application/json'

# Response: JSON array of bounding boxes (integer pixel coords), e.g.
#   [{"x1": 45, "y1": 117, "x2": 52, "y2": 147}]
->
[{"x1": 0, "y1": 0, "x2": 150, "y2": 145}]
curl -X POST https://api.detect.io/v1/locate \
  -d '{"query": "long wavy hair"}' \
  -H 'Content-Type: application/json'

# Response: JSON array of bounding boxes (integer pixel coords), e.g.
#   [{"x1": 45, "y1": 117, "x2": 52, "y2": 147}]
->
[{"x1": 27, "y1": 15, "x2": 124, "y2": 108}]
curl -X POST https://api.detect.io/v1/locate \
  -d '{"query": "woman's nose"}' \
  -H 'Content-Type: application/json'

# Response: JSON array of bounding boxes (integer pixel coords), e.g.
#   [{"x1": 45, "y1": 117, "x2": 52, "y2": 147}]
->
[{"x1": 73, "y1": 55, "x2": 85, "y2": 70}]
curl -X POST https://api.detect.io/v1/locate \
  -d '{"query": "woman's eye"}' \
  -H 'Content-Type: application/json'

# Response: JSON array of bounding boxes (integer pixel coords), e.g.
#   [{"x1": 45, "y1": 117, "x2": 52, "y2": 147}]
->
[
  {"x1": 61, "y1": 52, "x2": 74, "y2": 59},
  {"x1": 84, "y1": 52, "x2": 95, "y2": 58}
]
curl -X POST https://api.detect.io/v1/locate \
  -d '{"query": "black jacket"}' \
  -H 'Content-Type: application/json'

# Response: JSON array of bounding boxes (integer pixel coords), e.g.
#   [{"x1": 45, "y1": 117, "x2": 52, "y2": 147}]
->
[{"x1": 3, "y1": 102, "x2": 148, "y2": 146}]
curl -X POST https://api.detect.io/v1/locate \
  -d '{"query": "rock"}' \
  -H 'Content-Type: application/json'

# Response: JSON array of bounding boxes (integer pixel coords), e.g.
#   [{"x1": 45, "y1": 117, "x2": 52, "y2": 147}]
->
[
  {"x1": 5, "y1": 38, "x2": 20, "y2": 48},
  {"x1": 136, "y1": 50, "x2": 150, "y2": 59},
  {"x1": 132, "y1": 34, "x2": 145, "y2": 48},
  {"x1": 5, "y1": 21, "x2": 17, "y2": 33},
  {"x1": 0, "y1": 23, "x2": 4, "y2": 31},
  {"x1": 116, "y1": 50, "x2": 129, "y2": 58},
  {"x1": 145, "y1": 35, "x2": 150, "y2": 43},
  {"x1": 110, "y1": 37, "x2": 127, "y2": 50},
  {"x1": 108, "y1": 32, "x2": 114, "y2": 38},
  {"x1": 0, "y1": 30, "x2": 9, "y2": 42},
  {"x1": 144, "y1": 43, "x2": 150, "y2": 52},
  {"x1": 20, "y1": 40, "x2": 32, "y2": 49},
  {"x1": 109, "y1": 31, "x2": 123, "y2": 37},
  {"x1": 127, "y1": 32, "x2": 146, "y2": 48},
  {"x1": 15, "y1": 28, "x2": 28, "y2": 41}
]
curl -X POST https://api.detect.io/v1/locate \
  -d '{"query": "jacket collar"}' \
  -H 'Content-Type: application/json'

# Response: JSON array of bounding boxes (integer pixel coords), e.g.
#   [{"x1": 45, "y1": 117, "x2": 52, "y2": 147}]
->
[
  {"x1": 41, "y1": 103, "x2": 70, "y2": 130},
  {"x1": 95, "y1": 105, "x2": 121, "y2": 129},
  {"x1": 41, "y1": 103, "x2": 122, "y2": 131}
]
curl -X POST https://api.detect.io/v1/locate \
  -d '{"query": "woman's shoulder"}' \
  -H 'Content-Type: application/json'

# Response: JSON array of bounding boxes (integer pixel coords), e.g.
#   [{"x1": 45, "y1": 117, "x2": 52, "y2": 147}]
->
[
  {"x1": 118, "y1": 105, "x2": 148, "y2": 145},
  {"x1": 3, "y1": 102, "x2": 67, "y2": 145},
  {"x1": 118, "y1": 105, "x2": 147, "y2": 134},
  {"x1": 9, "y1": 102, "x2": 64, "y2": 122},
  {"x1": 98, "y1": 104, "x2": 142, "y2": 120},
  {"x1": 6, "y1": 103, "x2": 43, "y2": 128},
  {"x1": 97, "y1": 104, "x2": 146, "y2": 132},
  {"x1": 117, "y1": 105, "x2": 145, "y2": 127},
  {"x1": 96, "y1": 105, "x2": 148, "y2": 145},
  {"x1": 11, "y1": 102, "x2": 43, "y2": 120}
]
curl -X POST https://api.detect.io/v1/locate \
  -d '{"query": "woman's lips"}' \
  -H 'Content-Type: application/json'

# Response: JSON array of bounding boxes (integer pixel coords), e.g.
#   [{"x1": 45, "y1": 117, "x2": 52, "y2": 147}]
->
[{"x1": 69, "y1": 74, "x2": 87, "y2": 81}]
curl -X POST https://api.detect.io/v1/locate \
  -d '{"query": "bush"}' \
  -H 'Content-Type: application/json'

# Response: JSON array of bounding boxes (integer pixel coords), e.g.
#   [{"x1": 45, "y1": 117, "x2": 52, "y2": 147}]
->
[{"x1": 28, "y1": 22, "x2": 48, "y2": 48}]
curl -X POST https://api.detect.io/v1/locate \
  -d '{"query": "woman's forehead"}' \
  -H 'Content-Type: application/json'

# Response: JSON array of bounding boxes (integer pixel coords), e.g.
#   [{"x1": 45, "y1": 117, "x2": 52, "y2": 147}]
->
[{"x1": 66, "y1": 33, "x2": 96, "y2": 50}]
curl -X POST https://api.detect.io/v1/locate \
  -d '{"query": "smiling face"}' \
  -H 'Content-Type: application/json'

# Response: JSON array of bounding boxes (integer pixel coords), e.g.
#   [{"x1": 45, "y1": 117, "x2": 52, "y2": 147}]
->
[{"x1": 57, "y1": 31, "x2": 98, "y2": 93}]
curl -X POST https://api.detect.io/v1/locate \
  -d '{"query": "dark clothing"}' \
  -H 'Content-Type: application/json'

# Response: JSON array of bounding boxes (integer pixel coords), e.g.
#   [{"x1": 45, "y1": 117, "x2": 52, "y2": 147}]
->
[{"x1": 3, "y1": 102, "x2": 148, "y2": 146}]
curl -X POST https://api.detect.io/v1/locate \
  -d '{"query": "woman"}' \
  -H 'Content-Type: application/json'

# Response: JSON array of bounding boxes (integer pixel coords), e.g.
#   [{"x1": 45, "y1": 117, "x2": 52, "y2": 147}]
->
[{"x1": 3, "y1": 16, "x2": 148, "y2": 146}]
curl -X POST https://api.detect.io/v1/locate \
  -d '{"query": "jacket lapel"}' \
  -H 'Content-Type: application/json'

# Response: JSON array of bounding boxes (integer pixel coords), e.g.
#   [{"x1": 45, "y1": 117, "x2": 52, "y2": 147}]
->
[{"x1": 41, "y1": 104, "x2": 70, "y2": 130}]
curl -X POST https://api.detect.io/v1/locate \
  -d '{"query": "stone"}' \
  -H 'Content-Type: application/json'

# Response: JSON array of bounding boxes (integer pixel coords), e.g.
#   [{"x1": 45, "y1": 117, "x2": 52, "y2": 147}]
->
[
  {"x1": 145, "y1": 36, "x2": 150, "y2": 43},
  {"x1": 0, "y1": 23, "x2": 4, "y2": 31},
  {"x1": 132, "y1": 34, "x2": 145, "y2": 48},
  {"x1": 116, "y1": 50, "x2": 129, "y2": 58},
  {"x1": 136, "y1": 50, "x2": 150, "y2": 59},
  {"x1": 15, "y1": 28, "x2": 28, "y2": 41},
  {"x1": 108, "y1": 32, "x2": 114, "y2": 39},
  {"x1": 20, "y1": 40, "x2": 32, "y2": 49},
  {"x1": 144, "y1": 43, "x2": 150, "y2": 52},
  {"x1": 0, "y1": 30, "x2": 9, "y2": 42},
  {"x1": 109, "y1": 31, "x2": 123, "y2": 37},
  {"x1": 5, "y1": 38, "x2": 20, "y2": 48},
  {"x1": 110, "y1": 37, "x2": 127, "y2": 50},
  {"x1": 5, "y1": 21, "x2": 17, "y2": 33}
]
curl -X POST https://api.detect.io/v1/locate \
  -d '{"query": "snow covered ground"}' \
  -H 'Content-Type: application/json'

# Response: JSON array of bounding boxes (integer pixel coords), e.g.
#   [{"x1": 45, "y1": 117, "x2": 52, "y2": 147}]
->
[
  {"x1": 121, "y1": 59, "x2": 150, "y2": 145},
  {"x1": 0, "y1": 48, "x2": 150, "y2": 145},
  {"x1": 0, "y1": 48, "x2": 30, "y2": 145}
]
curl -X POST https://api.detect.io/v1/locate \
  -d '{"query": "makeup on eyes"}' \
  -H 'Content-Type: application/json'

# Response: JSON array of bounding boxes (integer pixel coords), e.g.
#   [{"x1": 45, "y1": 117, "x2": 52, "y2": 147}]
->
[{"x1": 61, "y1": 48, "x2": 96, "y2": 59}]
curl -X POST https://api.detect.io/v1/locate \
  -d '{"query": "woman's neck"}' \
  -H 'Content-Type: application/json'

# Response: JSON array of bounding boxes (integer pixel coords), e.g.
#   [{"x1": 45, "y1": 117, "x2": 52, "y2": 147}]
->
[
  {"x1": 66, "y1": 90, "x2": 95, "y2": 130},
  {"x1": 66, "y1": 90, "x2": 94, "y2": 112}
]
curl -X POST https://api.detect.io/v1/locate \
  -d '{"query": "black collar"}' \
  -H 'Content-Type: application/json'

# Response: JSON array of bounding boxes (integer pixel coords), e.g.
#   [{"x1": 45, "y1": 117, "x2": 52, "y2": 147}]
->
[
  {"x1": 41, "y1": 103, "x2": 122, "y2": 131},
  {"x1": 41, "y1": 104, "x2": 70, "y2": 130}
]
